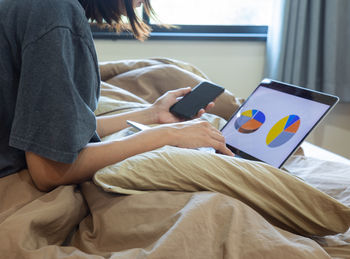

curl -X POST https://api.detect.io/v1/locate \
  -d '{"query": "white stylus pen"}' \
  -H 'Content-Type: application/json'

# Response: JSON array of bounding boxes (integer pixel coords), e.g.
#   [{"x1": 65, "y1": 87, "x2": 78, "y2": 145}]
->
[{"x1": 126, "y1": 120, "x2": 151, "y2": 131}]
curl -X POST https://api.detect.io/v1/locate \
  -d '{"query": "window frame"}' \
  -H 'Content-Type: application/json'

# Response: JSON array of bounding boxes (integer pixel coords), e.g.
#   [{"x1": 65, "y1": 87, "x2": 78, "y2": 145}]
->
[{"x1": 91, "y1": 7, "x2": 268, "y2": 41}]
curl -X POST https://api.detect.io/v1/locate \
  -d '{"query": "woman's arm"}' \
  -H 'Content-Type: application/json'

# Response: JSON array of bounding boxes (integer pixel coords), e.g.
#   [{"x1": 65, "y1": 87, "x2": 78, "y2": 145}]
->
[
  {"x1": 27, "y1": 87, "x2": 227, "y2": 192},
  {"x1": 26, "y1": 120, "x2": 233, "y2": 192},
  {"x1": 96, "y1": 87, "x2": 214, "y2": 138},
  {"x1": 96, "y1": 107, "x2": 158, "y2": 138}
]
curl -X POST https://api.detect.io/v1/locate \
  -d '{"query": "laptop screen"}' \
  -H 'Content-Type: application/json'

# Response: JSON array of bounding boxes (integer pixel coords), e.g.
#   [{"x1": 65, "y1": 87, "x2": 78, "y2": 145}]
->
[{"x1": 221, "y1": 79, "x2": 338, "y2": 168}]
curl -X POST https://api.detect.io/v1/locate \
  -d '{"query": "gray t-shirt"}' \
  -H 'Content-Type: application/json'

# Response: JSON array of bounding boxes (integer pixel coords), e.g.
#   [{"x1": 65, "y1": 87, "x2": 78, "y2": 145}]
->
[{"x1": 0, "y1": 0, "x2": 100, "y2": 177}]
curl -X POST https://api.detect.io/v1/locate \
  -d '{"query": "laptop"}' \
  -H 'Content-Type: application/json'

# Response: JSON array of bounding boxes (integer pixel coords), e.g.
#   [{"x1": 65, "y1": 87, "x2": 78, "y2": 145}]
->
[
  {"x1": 127, "y1": 78, "x2": 339, "y2": 168},
  {"x1": 221, "y1": 78, "x2": 339, "y2": 168}
]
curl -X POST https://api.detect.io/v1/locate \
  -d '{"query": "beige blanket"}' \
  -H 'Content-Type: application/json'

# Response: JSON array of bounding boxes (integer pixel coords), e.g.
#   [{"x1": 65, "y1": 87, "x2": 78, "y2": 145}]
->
[{"x1": 0, "y1": 58, "x2": 349, "y2": 259}]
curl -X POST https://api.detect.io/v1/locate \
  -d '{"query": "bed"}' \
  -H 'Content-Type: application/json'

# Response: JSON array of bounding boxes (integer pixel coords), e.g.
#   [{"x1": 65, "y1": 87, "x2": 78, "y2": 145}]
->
[{"x1": 0, "y1": 58, "x2": 349, "y2": 259}]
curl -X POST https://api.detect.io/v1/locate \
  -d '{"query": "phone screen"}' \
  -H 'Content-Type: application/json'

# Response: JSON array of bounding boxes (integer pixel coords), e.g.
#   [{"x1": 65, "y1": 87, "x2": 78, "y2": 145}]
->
[{"x1": 170, "y1": 81, "x2": 225, "y2": 119}]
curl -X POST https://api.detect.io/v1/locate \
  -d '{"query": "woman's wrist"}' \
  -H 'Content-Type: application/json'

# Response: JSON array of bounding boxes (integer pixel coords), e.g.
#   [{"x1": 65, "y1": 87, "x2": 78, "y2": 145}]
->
[
  {"x1": 146, "y1": 105, "x2": 162, "y2": 124},
  {"x1": 153, "y1": 124, "x2": 180, "y2": 146}
]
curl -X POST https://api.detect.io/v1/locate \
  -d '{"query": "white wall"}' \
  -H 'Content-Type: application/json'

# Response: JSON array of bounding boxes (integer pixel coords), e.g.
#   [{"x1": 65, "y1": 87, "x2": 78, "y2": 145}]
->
[
  {"x1": 94, "y1": 39, "x2": 350, "y2": 159},
  {"x1": 94, "y1": 40, "x2": 265, "y2": 98}
]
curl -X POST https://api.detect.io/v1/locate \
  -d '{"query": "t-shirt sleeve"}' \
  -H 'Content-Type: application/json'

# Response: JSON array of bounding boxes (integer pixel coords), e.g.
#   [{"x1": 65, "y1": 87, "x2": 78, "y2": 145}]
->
[{"x1": 9, "y1": 27, "x2": 100, "y2": 163}]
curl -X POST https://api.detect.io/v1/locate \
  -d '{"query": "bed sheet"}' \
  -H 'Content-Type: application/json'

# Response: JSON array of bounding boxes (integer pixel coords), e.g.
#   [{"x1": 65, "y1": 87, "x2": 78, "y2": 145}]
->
[{"x1": 0, "y1": 58, "x2": 349, "y2": 259}]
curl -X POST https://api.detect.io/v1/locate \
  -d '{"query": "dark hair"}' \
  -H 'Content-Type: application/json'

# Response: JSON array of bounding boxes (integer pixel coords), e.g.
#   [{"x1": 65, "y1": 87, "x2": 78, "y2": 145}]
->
[{"x1": 78, "y1": 0, "x2": 156, "y2": 41}]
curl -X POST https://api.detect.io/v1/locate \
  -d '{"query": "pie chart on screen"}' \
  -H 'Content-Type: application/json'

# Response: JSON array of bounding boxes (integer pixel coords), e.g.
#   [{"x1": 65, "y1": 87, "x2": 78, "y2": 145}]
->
[
  {"x1": 234, "y1": 109, "x2": 266, "y2": 134},
  {"x1": 266, "y1": 115, "x2": 301, "y2": 148}
]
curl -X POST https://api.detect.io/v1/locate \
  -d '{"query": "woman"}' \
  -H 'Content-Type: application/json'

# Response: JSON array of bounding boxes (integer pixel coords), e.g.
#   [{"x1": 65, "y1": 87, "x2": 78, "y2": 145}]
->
[{"x1": 0, "y1": 0, "x2": 233, "y2": 192}]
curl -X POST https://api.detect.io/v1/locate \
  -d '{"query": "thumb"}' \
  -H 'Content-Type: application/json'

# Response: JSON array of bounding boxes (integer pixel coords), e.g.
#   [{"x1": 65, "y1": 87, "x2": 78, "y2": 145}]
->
[{"x1": 172, "y1": 87, "x2": 192, "y2": 98}]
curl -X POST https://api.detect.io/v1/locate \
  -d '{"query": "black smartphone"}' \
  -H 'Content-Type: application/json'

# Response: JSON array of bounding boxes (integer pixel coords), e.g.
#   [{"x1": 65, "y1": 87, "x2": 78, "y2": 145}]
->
[{"x1": 170, "y1": 81, "x2": 225, "y2": 119}]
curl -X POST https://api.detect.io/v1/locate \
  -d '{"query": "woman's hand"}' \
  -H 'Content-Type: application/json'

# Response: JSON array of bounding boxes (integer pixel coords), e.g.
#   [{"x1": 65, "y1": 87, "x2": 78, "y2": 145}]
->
[
  {"x1": 150, "y1": 87, "x2": 215, "y2": 124},
  {"x1": 151, "y1": 119, "x2": 234, "y2": 156},
  {"x1": 96, "y1": 87, "x2": 215, "y2": 138}
]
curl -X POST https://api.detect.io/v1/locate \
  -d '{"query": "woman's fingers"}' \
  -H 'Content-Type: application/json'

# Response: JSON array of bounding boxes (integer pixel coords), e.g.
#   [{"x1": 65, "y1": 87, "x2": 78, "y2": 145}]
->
[
  {"x1": 193, "y1": 102, "x2": 215, "y2": 119},
  {"x1": 158, "y1": 88, "x2": 216, "y2": 121},
  {"x1": 162, "y1": 119, "x2": 233, "y2": 157},
  {"x1": 210, "y1": 140, "x2": 234, "y2": 156},
  {"x1": 199, "y1": 124, "x2": 234, "y2": 156},
  {"x1": 195, "y1": 109, "x2": 206, "y2": 118},
  {"x1": 171, "y1": 87, "x2": 192, "y2": 98},
  {"x1": 206, "y1": 102, "x2": 215, "y2": 110},
  {"x1": 187, "y1": 120, "x2": 233, "y2": 155}
]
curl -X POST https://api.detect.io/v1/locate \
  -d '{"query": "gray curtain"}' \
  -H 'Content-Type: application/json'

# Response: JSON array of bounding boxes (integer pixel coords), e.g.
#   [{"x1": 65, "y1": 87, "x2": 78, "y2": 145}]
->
[{"x1": 265, "y1": 0, "x2": 350, "y2": 102}]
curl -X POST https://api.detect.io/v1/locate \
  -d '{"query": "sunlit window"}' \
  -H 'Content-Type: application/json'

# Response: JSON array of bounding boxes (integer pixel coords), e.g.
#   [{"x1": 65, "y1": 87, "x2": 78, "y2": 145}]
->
[
  {"x1": 149, "y1": 0, "x2": 275, "y2": 26},
  {"x1": 92, "y1": 0, "x2": 275, "y2": 40}
]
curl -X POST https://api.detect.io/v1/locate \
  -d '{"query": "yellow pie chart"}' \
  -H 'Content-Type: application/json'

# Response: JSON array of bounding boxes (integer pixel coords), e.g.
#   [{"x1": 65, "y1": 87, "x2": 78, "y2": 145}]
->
[{"x1": 266, "y1": 115, "x2": 301, "y2": 148}]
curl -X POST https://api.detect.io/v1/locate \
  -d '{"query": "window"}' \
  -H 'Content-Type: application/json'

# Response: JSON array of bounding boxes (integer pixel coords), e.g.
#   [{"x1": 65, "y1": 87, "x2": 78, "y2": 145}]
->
[
  {"x1": 92, "y1": 0, "x2": 275, "y2": 41},
  {"x1": 149, "y1": 0, "x2": 274, "y2": 26}
]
